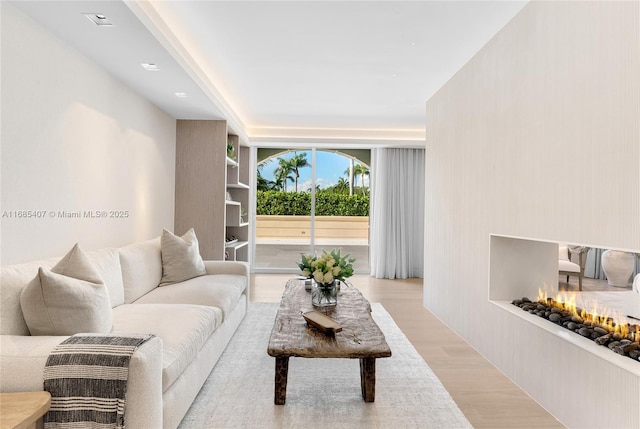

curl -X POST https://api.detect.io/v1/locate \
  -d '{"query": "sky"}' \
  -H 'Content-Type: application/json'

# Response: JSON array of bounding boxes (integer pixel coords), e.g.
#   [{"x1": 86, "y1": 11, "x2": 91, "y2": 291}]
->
[{"x1": 259, "y1": 150, "x2": 369, "y2": 192}]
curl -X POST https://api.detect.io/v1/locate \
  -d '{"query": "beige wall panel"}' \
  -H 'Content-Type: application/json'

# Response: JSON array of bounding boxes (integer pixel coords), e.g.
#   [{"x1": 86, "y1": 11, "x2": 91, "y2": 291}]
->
[
  {"x1": 175, "y1": 120, "x2": 227, "y2": 260},
  {"x1": 424, "y1": 1, "x2": 639, "y2": 427}
]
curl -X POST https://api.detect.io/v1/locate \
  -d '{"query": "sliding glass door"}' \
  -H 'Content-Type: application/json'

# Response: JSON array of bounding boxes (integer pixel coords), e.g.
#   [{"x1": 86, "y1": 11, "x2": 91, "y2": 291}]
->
[{"x1": 254, "y1": 147, "x2": 370, "y2": 273}]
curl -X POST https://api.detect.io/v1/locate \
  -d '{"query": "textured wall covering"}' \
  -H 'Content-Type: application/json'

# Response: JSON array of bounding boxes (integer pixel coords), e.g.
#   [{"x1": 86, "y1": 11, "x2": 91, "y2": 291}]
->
[
  {"x1": 1, "y1": 4, "x2": 176, "y2": 264},
  {"x1": 424, "y1": 1, "x2": 639, "y2": 427}
]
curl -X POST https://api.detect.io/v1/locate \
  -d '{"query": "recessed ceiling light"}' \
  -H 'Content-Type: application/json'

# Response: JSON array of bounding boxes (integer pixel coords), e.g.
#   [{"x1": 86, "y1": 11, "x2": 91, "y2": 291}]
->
[
  {"x1": 174, "y1": 92, "x2": 188, "y2": 98},
  {"x1": 141, "y1": 63, "x2": 160, "y2": 71},
  {"x1": 83, "y1": 13, "x2": 113, "y2": 26}
]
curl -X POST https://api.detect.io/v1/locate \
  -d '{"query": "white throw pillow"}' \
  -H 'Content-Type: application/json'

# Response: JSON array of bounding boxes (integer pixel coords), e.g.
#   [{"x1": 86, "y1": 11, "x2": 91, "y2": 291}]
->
[
  {"x1": 159, "y1": 228, "x2": 206, "y2": 286},
  {"x1": 20, "y1": 243, "x2": 113, "y2": 336}
]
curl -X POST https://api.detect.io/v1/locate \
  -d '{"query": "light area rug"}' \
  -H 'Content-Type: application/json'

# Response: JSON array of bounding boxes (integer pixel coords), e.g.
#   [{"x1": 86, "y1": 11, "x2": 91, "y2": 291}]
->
[{"x1": 178, "y1": 302, "x2": 472, "y2": 429}]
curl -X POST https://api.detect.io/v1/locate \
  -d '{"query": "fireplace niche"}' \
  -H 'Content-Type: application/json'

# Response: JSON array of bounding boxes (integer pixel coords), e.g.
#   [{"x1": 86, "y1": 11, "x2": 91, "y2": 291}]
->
[{"x1": 488, "y1": 235, "x2": 640, "y2": 428}]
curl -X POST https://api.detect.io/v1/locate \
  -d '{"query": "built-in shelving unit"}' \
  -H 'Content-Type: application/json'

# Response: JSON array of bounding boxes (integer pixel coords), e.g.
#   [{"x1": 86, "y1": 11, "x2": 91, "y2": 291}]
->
[
  {"x1": 175, "y1": 120, "x2": 250, "y2": 263},
  {"x1": 224, "y1": 136, "x2": 249, "y2": 262}
]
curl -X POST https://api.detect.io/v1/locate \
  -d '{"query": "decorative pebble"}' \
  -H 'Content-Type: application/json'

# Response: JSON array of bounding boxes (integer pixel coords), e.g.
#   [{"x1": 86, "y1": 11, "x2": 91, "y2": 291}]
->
[
  {"x1": 567, "y1": 322, "x2": 579, "y2": 331},
  {"x1": 578, "y1": 327, "x2": 591, "y2": 337},
  {"x1": 549, "y1": 313, "x2": 562, "y2": 322},
  {"x1": 594, "y1": 327, "x2": 608, "y2": 336},
  {"x1": 595, "y1": 334, "x2": 612, "y2": 346},
  {"x1": 614, "y1": 342, "x2": 638, "y2": 355}
]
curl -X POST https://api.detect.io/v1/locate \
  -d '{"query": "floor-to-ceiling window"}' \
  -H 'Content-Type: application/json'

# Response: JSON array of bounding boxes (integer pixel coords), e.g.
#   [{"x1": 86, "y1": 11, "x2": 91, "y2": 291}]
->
[{"x1": 254, "y1": 147, "x2": 370, "y2": 273}]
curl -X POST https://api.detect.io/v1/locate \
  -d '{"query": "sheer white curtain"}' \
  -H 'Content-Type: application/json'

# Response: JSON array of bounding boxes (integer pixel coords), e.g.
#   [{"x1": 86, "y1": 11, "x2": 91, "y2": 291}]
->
[{"x1": 370, "y1": 148, "x2": 425, "y2": 279}]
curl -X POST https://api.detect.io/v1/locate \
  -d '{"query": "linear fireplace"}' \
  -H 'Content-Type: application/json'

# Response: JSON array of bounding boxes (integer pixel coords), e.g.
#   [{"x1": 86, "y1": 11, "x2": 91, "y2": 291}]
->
[
  {"x1": 512, "y1": 294, "x2": 639, "y2": 362},
  {"x1": 488, "y1": 235, "x2": 640, "y2": 429}
]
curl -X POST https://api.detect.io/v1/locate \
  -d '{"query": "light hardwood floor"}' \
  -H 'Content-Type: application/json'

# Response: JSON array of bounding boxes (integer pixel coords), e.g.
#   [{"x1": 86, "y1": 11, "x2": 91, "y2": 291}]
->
[{"x1": 251, "y1": 274, "x2": 565, "y2": 429}]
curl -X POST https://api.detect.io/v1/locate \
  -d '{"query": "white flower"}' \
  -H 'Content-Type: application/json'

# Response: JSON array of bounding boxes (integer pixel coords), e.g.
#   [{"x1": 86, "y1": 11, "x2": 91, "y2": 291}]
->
[
  {"x1": 298, "y1": 248, "x2": 355, "y2": 284},
  {"x1": 323, "y1": 272, "x2": 334, "y2": 284}
]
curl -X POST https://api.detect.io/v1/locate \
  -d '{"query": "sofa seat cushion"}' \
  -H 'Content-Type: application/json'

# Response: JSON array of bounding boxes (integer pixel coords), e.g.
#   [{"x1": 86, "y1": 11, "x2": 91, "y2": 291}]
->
[
  {"x1": 133, "y1": 274, "x2": 247, "y2": 321},
  {"x1": 111, "y1": 303, "x2": 222, "y2": 392},
  {"x1": 559, "y1": 260, "x2": 580, "y2": 273}
]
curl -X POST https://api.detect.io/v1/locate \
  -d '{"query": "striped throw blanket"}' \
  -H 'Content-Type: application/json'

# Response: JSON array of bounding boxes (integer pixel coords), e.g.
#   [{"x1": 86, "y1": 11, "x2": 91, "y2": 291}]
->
[{"x1": 43, "y1": 334, "x2": 155, "y2": 429}]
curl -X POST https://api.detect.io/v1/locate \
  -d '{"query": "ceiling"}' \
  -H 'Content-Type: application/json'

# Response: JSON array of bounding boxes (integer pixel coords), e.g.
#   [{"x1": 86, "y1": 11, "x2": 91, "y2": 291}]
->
[{"x1": 11, "y1": 1, "x2": 528, "y2": 145}]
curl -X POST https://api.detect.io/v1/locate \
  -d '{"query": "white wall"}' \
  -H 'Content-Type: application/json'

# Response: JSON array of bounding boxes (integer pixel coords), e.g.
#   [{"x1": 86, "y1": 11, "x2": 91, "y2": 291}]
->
[
  {"x1": 1, "y1": 4, "x2": 176, "y2": 264},
  {"x1": 424, "y1": 1, "x2": 639, "y2": 427}
]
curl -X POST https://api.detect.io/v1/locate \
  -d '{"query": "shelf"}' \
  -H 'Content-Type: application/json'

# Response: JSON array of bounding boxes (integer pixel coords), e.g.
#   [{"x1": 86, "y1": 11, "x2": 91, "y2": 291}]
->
[
  {"x1": 224, "y1": 238, "x2": 238, "y2": 247},
  {"x1": 227, "y1": 222, "x2": 249, "y2": 228},
  {"x1": 227, "y1": 182, "x2": 250, "y2": 190},
  {"x1": 225, "y1": 240, "x2": 248, "y2": 250},
  {"x1": 226, "y1": 157, "x2": 238, "y2": 167}
]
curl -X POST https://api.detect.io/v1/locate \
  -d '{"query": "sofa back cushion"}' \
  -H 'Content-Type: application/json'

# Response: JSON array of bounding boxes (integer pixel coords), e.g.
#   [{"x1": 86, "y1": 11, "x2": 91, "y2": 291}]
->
[
  {"x1": 0, "y1": 247, "x2": 124, "y2": 335},
  {"x1": 558, "y1": 245, "x2": 570, "y2": 261},
  {"x1": 86, "y1": 248, "x2": 125, "y2": 307},
  {"x1": 119, "y1": 237, "x2": 162, "y2": 303},
  {"x1": 1, "y1": 258, "x2": 57, "y2": 335}
]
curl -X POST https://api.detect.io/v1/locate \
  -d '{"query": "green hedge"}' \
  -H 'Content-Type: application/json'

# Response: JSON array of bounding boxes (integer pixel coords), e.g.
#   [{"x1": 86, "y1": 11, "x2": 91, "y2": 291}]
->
[{"x1": 256, "y1": 190, "x2": 369, "y2": 216}]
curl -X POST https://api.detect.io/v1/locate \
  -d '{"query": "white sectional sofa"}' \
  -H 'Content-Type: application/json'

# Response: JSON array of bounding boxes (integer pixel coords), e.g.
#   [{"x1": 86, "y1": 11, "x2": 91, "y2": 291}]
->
[{"x1": 0, "y1": 236, "x2": 249, "y2": 429}]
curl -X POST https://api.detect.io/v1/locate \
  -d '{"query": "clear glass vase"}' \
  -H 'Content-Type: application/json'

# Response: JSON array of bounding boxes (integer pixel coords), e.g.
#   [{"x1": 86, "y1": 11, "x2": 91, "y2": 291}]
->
[{"x1": 311, "y1": 280, "x2": 338, "y2": 307}]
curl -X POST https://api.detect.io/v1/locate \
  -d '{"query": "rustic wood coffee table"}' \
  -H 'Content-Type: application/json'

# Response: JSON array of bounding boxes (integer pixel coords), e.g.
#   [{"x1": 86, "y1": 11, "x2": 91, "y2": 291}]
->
[{"x1": 267, "y1": 278, "x2": 392, "y2": 405}]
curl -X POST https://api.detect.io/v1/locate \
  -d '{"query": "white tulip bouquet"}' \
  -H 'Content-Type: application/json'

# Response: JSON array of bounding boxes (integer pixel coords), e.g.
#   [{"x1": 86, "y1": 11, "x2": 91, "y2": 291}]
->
[{"x1": 298, "y1": 248, "x2": 355, "y2": 286}]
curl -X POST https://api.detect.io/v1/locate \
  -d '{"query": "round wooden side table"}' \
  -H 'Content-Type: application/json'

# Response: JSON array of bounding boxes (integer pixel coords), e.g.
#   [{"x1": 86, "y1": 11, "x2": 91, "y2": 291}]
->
[{"x1": 0, "y1": 391, "x2": 51, "y2": 429}]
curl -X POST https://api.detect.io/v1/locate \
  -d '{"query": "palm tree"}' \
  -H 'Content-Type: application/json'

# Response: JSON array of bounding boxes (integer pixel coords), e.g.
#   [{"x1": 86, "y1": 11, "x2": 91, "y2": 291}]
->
[
  {"x1": 288, "y1": 152, "x2": 310, "y2": 193},
  {"x1": 274, "y1": 158, "x2": 295, "y2": 192},
  {"x1": 305, "y1": 184, "x2": 322, "y2": 193},
  {"x1": 334, "y1": 177, "x2": 350, "y2": 194},
  {"x1": 257, "y1": 159, "x2": 277, "y2": 191},
  {"x1": 257, "y1": 170, "x2": 274, "y2": 191},
  {"x1": 352, "y1": 164, "x2": 370, "y2": 195}
]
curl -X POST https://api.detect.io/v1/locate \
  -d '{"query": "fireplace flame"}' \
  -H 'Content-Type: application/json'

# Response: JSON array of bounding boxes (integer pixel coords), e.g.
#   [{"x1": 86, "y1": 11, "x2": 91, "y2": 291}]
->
[{"x1": 537, "y1": 288, "x2": 637, "y2": 341}]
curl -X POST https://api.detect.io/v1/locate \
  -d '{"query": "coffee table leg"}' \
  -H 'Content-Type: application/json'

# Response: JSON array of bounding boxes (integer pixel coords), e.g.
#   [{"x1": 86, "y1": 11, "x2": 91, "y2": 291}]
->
[
  {"x1": 360, "y1": 357, "x2": 376, "y2": 402},
  {"x1": 274, "y1": 356, "x2": 289, "y2": 405}
]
